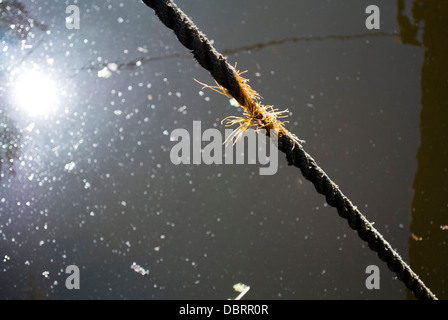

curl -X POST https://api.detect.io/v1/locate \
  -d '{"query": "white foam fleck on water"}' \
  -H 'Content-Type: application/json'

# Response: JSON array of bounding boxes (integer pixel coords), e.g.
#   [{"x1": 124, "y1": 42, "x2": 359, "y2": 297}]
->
[{"x1": 64, "y1": 161, "x2": 75, "y2": 172}]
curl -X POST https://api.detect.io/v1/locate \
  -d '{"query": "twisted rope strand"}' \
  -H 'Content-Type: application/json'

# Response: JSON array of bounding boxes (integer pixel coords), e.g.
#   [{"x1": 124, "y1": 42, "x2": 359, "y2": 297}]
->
[{"x1": 141, "y1": 0, "x2": 437, "y2": 300}]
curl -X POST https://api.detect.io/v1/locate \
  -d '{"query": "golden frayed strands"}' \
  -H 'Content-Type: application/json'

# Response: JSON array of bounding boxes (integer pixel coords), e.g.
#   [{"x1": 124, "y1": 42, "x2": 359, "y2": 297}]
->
[{"x1": 196, "y1": 67, "x2": 303, "y2": 146}]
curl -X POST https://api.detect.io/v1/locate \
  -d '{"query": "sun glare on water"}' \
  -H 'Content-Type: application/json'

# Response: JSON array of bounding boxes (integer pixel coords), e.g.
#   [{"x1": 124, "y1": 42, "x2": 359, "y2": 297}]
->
[{"x1": 12, "y1": 69, "x2": 60, "y2": 117}]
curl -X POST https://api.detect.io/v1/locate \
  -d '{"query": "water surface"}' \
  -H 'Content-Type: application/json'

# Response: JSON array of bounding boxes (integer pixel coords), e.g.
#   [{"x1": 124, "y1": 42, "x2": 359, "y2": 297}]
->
[{"x1": 0, "y1": 0, "x2": 447, "y2": 299}]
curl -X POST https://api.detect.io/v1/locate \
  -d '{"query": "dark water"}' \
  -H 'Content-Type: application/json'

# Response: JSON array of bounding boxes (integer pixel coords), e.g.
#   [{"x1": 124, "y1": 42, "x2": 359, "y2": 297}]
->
[{"x1": 0, "y1": 0, "x2": 446, "y2": 300}]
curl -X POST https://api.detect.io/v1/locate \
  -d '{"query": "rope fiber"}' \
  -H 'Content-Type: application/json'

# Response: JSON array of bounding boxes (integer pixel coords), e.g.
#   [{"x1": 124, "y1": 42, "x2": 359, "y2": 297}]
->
[{"x1": 141, "y1": 0, "x2": 437, "y2": 300}]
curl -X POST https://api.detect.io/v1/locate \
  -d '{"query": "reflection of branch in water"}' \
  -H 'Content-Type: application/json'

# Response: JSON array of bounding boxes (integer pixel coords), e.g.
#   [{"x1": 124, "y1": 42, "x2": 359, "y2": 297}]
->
[
  {"x1": 0, "y1": 1, "x2": 44, "y2": 182},
  {"x1": 221, "y1": 31, "x2": 400, "y2": 55},
  {"x1": 0, "y1": 0, "x2": 48, "y2": 69},
  {"x1": 0, "y1": 0, "x2": 48, "y2": 40},
  {"x1": 14, "y1": 36, "x2": 46, "y2": 66},
  {"x1": 78, "y1": 31, "x2": 398, "y2": 75},
  {"x1": 77, "y1": 53, "x2": 182, "y2": 74},
  {"x1": 0, "y1": 115, "x2": 21, "y2": 180}
]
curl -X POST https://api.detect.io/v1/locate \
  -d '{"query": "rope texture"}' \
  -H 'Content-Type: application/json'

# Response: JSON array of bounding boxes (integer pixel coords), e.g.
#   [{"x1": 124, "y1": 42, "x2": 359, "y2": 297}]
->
[{"x1": 141, "y1": 0, "x2": 437, "y2": 300}]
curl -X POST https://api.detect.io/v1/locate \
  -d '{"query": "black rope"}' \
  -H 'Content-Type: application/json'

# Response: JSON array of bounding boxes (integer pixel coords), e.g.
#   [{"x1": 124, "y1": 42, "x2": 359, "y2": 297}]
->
[{"x1": 141, "y1": 0, "x2": 437, "y2": 300}]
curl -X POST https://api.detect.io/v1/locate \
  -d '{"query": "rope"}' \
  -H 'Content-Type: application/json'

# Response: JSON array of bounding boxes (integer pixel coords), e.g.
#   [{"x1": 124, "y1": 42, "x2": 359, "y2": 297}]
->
[{"x1": 141, "y1": 0, "x2": 437, "y2": 300}]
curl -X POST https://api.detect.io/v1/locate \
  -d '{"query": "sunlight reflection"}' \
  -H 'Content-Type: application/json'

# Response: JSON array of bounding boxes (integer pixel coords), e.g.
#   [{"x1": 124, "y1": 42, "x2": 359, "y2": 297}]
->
[{"x1": 11, "y1": 68, "x2": 60, "y2": 117}]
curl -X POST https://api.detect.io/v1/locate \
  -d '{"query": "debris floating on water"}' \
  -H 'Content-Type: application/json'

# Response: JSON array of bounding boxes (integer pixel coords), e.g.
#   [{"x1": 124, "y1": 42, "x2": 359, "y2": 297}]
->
[
  {"x1": 411, "y1": 233, "x2": 422, "y2": 241},
  {"x1": 98, "y1": 67, "x2": 112, "y2": 79},
  {"x1": 131, "y1": 262, "x2": 149, "y2": 276},
  {"x1": 231, "y1": 283, "x2": 250, "y2": 300},
  {"x1": 64, "y1": 161, "x2": 76, "y2": 172}
]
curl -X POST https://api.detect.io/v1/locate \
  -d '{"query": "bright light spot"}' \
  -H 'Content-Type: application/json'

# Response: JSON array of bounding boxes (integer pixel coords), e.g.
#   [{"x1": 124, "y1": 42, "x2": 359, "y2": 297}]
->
[{"x1": 12, "y1": 69, "x2": 60, "y2": 117}]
